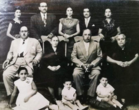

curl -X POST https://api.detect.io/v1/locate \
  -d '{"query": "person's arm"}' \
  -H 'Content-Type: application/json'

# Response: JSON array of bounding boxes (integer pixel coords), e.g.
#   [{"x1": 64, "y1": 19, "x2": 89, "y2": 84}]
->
[
  {"x1": 62, "y1": 95, "x2": 73, "y2": 101},
  {"x1": 107, "y1": 56, "x2": 124, "y2": 67},
  {"x1": 59, "y1": 22, "x2": 65, "y2": 36},
  {"x1": 90, "y1": 43, "x2": 102, "y2": 67},
  {"x1": 98, "y1": 28, "x2": 104, "y2": 39},
  {"x1": 32, "y1": 40, "x2": 43, "y2": 66},
  {"x1": 71, "y1": 43, "x2": 84, "y2": 67},
  {"x1": 30, "y1": 16, "x2": 42, "y2": 42},
  {"x1": 124, "y1": 53, "x2": 139, "y2": 67},
  {"x1": 24, "y1": 81, "x2": 37, "y2": 103},
  {"x1": 49, "y1": 15, "x2": 58, "y2": 37},
  {"x1": 7, "y1": 23, "x2": 16, "y2": 40},
  {"x1": 9, "y1": 86, "x2": 18, "y2": 107},
  {"x1": 111, "y1": 27, "x2": 121, "y2": 41},
  {"x1": 72, "y1": 92, "x2": 77, "y2": 101},
  {"x1": 117, "y1": 27, "x2": 121, "y2": 35}
]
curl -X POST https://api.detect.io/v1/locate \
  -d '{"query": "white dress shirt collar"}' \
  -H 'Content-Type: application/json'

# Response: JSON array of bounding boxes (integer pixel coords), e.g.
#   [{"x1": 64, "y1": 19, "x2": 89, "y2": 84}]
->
[
  {"x1": 85, "y1": 17, "x2": 91, "y2": 28},
  {"x1": 40, "y1": 12, "x2": 47, "y2": 20}
]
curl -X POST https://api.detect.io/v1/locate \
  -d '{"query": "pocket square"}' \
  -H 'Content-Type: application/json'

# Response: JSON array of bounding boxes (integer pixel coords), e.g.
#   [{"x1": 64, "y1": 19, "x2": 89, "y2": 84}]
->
[{"x1": 92, "y1": 24, "x2": 95, "y2": 27}]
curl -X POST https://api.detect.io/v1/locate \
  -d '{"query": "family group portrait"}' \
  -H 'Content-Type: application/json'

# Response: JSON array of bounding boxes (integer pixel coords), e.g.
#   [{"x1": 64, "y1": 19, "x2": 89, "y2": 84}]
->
[{"x1": 0, "y1": 0, "x2": 139, "y2": 110}]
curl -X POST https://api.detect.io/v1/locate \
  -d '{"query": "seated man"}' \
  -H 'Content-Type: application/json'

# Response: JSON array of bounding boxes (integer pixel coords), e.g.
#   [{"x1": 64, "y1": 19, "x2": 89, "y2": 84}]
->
[
  {"x1": 71, "y1": 29, "x2": 102, "y2": 102},
  {"x1": 107, "y1": 34, "x2": 139, "y2": 103},
  {"x1": 3, "y1": 26, "x2": 42, "y2": 97}
]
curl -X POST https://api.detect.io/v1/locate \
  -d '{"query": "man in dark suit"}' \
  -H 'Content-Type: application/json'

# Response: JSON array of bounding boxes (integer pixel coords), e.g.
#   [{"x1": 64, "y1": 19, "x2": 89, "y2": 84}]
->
[
  {"x1": 30, "y1": 2, "x2": 57, "y2": 43},
  {"x1": 71, "y1": 29, "x2": 102, "y2": 101},
  {"x1": 80, "y1": 8, "x2": 98, "y2": 36}
]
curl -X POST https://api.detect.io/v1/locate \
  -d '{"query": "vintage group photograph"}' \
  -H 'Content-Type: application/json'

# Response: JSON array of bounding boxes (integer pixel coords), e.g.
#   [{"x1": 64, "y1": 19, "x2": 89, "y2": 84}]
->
[{"x1": 0, "y1": 0, "x2": 139, "y2": 110}]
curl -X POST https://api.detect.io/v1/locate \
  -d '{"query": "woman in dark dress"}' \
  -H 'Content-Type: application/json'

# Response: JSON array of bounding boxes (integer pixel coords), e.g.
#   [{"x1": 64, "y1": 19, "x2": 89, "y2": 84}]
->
[
  {"x1": 99, "y1": 8, "x2": 121, "y2": 55},
  {"x1": 59, "y1": 7, "x2": 80, "y2": 61},
  {"x1": 7, "y1": 8, "x2": 24, "y2": 40},
  {"x1": 40, "y1": 36, "x2": 66, "y2": 100},
  {"x1": 107, "y1": 34, "x2": 139, "y2": 104}
]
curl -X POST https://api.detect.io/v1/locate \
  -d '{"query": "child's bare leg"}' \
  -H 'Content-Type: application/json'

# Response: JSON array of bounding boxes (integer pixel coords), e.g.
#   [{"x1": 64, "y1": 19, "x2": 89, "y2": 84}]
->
[
  {"x1": 63, "y1": 100, "x2": 77, "y2": 110},
  {"x1": 75, "y1": 100, "x2": 88, "y2": 110},
  {"x1": 112, "y1": 99, "x2": 123, "y2": 109},
  {"x1": 107, "y1": 100, "x2": 117, "y2": 108}
]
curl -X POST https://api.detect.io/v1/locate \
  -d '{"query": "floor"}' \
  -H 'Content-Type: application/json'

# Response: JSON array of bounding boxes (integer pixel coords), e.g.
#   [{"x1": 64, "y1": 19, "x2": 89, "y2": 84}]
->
[{"x1": 1, "y1": 82, "x2": 139, "y2": 110}]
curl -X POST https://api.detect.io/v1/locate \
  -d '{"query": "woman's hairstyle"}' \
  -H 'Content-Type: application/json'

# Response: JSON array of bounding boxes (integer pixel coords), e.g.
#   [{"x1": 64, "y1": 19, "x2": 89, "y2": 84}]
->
[
  {"x1": 51, "y1": 36, "x2": 59, "y2": 41},
  {"x1": 14, "y1": 6, "x2": 22, "y2": 12},
  {"x1": 116, "y1": 34, "x2": 126, "y2": 40},
  {"x1": 63, "y1": 78, "x2": 72, "y2": 84},
  {"x1": 17, "y1": 67, "x2": 28, "y2": 74}
]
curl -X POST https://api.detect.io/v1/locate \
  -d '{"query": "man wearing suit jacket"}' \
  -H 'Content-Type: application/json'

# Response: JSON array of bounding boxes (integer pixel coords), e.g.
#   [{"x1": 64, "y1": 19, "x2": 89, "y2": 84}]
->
[
  {"x1": 30, "y1": 2, "x2": 57, "y2": 43},
  {"x1": 71, "y1": 29, "x2": 102, "y2": 101},
  {"x1": 3, "y1": 26, "x2": 42, "y2": 96},
  {"x1": 80, "y1": 8, "x2": 98, "y2": 36}
]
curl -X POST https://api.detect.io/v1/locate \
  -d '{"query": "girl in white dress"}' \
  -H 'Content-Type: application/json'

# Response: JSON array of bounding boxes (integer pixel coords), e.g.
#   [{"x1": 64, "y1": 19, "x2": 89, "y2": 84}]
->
[{"x1": 8, "y1": 67, "x2": 50, "y2": 110}]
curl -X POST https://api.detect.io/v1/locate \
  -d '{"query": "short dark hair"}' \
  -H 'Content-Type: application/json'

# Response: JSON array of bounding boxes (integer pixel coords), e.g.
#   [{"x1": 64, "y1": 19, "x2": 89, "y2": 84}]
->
[
  {"x1": 17, "y1": 67, "x2": 28, "y2": 74},
  {"x1": 63, "y1": 78, "x2": 72, "y2": 84},
  {"x1": 82, "y1": 28, "x2": 92, "y2": 35},
  {"x1": 14, "y1": 6, "x2": 22, "y2": 12}
]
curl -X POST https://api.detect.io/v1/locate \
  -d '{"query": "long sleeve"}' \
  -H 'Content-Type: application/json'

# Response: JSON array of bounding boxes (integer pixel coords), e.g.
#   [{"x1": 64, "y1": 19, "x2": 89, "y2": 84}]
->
[
  {"x1": 91, "y1": 43, "x2": 102, "y2": 67},
  {"x1": 33, "y1": 40, "x2": 43, "y2": 64},
  {"x1": 30, "y1": 16, "x2": 40, "y2": 40},
  {"x1": 7, "y1": 41, "x2": 14, "y2": 60},
  {"x1": 71, "y1": 43, "x2": 83, "y2": 67}
]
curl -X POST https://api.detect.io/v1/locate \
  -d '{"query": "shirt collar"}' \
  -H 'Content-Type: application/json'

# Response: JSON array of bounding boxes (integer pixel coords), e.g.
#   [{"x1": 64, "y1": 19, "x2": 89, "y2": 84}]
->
[{"x1": 40, "y1": 12, "x2": 47, "y2": 17}]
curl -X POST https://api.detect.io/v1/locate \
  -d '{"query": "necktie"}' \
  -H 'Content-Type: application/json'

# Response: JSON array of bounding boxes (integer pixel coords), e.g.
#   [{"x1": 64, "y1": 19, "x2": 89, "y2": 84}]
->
[
  {"x1": 85, "y1": 18, "x2": 88, "y2": 28},
  {"x1": 20, "y1": 40, "x2": 25, "y2": 57},
  {"x1": 43, "y1": 14, "x2": 47, "y2": 27}
]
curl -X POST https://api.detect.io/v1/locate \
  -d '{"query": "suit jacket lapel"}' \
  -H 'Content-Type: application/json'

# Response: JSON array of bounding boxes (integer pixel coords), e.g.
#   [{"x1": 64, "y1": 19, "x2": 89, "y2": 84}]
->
[
  {"x1": 17, "y1": 39, "x2": 22, "y2": 56},
  {"x1": 38, "y1": 14, "x2": 44, "y2": 26},
  {"x1": 24, "y1": 38, "x2": 31, "y2": 56},
  {"x1": 87, "y1": 40, "x2": 95, "y2": 58},
  {"x1": 79, "y1": 41, "x2": 88, "y2": 57}
]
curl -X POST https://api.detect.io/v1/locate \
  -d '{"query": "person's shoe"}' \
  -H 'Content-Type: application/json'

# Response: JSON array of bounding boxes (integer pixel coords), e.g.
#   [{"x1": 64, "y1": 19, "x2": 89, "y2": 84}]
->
[
  {"x1": 78, "y1": 95, "x2": 84, "y2": 104},
  {"x1": 80, "y1": 105, "x2": 88, "y2": 110},
  {"x1": 85, "y1": 96, "x2": 93, "y2": 105}
]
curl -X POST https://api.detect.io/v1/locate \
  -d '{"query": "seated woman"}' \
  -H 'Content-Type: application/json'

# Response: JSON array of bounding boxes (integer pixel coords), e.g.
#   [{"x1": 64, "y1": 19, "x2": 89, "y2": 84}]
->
[
  {"x1": 107, "y1": 34, "x2": 139, "y2": 104},
  {"x1": 98, "y1": 8, "x2": 121, "y2": 55},
  {"x1": 40, "y1": 36, "x2": 66, "y2": 100},
  {"x1": 59, "y1": 7, "x2": 80, "y2": 62},
  {"x1": 7, "y1": 7, "x2": 24, "y2": 40}
]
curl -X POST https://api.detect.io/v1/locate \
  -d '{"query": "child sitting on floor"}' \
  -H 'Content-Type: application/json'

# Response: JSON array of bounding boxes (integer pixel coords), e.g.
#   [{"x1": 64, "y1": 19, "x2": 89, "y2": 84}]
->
[
  {"x1": 8, "y1": 67, "x2": 58, "y2": 110},
  {"x1": 62, "y1": 79, "x2": 88, "y2": 110},
  {"x1": 96, "y1": 76, "x2": 123, "y2": 109}
]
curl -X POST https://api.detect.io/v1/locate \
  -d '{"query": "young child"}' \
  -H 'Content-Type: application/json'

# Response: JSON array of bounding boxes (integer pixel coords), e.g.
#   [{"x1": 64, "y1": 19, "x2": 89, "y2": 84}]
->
[
  {"x1": 96, "y1": 76, "x2": 123, "y2": 109},
  {"x1": 62, "y1": 79, "x2": 88, "y2": 110},
  {"x1": 8, "y1": 67, "x2": 50, "y2": 110}
]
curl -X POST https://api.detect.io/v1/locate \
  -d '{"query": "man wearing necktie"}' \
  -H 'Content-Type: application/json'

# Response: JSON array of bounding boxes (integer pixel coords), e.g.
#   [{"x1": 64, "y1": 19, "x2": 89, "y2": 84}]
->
[
  {"x1": 3, "y1": 26, "x2": 42, "y2": 96},
  {"x1": 80, "y1": 8, "x2": 98, "y2": 36},
  {"x1": 30, "y1": 2, "x2": 57, "y2": 43},
  {"x1": 71, "y1": 29, "x2": 102, "y2": 102}
]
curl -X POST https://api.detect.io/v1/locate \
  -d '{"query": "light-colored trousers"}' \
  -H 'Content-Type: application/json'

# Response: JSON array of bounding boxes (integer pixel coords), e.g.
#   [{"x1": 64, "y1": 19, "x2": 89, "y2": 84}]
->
[
  {"x1": 73, "y1": 67, "x2": 100, "y2": 97},
  {"x1": 3, "y1": 58, "x2": 33, "y2": 96}
]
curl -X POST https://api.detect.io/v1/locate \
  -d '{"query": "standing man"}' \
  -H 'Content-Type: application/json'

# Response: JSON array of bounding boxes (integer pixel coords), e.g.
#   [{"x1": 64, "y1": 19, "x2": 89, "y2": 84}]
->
[
  {"x1": 3, "y1": 26, "x2": 42, "y2": 96},
  {"x1": 71, "y1": 29, "x2": 102, "y2": 102},
  {"x1": 30, "y1": 2, "x2": 57, "y2": 43},
  {"x1": 80, "y1": 8, "x2": 98, "y2": 36}
]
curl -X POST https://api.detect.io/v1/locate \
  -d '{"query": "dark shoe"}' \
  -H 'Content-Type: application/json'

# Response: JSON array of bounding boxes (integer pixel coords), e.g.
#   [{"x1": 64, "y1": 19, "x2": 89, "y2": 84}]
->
[{"x1": 78, "y1": 95, "x2": 84, "y2": 104}]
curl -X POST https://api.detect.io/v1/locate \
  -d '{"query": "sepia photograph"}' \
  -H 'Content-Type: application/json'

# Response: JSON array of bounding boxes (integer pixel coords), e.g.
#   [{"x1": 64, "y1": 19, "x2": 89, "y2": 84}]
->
[{"x1": 0, "y1": 0, "x2": 139, "y2": 110}]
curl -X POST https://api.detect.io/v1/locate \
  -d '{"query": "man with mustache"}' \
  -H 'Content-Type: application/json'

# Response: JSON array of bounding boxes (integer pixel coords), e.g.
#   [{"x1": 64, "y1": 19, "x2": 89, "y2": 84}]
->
[
  {"x1": 80, "y1": 8, "x2": 98, "y2": 36},
  {"x1": 3, "y1": 26, "x2": 42, "y2": 97},
  {"x1": 30, "y1": 2, "x2": 57, "y2": 43},
  {"x1": 71, "y1": 29, "x2": 102, "y2": 103}
]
